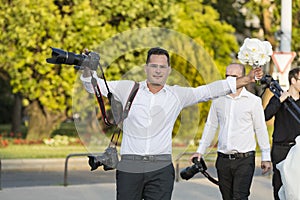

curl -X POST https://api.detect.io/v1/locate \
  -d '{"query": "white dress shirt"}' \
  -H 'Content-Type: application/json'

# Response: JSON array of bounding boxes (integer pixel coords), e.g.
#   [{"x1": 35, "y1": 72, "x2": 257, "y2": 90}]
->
[
  {"x1": 81, "y1": 71, "x2": 236, "y2": 156},
  {"x1": 197, "y1": 87, "x2": 271, "y2": 161},
  {"x1": 277, "y1": 136, "x2": 300, "y2": 200}
]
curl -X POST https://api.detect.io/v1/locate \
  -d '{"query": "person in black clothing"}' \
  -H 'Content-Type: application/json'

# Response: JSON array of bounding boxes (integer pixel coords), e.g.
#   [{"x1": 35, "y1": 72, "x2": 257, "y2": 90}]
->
[{"x1": 264, "y1": 67, "x2": 300, "y2": 200}]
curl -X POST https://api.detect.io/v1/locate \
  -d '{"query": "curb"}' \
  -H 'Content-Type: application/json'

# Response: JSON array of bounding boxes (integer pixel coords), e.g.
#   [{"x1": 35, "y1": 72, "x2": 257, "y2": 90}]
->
[
  {"x1": 1, "y1": 156, "x2": 263, "y2": 171},
  {"x1": 1, "y1": 157, "x2": 90, "y2": 171}
]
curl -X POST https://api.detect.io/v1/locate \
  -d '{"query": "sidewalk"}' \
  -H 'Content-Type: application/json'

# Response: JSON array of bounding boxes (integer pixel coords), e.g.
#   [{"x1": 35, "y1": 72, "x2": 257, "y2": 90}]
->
[
  {"x1": 0, "y1": 176, "x2": 273, "y2": 200},
  {"x1": 0, "y1": 158, "x2": 273, "y2": 200}
]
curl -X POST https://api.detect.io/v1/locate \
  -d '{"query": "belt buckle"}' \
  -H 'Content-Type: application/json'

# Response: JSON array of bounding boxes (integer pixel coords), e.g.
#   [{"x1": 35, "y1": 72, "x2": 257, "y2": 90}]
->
[
  {"x1": 289, "y1": 142, "x2": 296, "y2": 146},
  {"x1": 228, "y1": 154, "x2": 236, "y2": 160},
  {"x1": 229, "y1": 150, "x2": 238, "y2": 160},
  {"x1": 142, "y1": 155, "x2": 156, "y2": 161},
  {"x1": 144, "y1": 155, "x2": 156, "y2": 161},
  {"x1": 142, "y1": 156, "x2": 149, "y2": 161}
]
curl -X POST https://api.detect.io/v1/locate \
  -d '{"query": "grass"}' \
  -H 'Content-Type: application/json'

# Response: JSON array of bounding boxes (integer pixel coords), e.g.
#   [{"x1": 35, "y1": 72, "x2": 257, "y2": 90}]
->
[
  {"x1": 0, "y1": 144, "x2": 88, "y2": 159},
  {"x1": 0, "y1": 124, "x2": 274, "y2": 160},
  {"x1": 0, "y1": 144, "x2": 195, "y2": 160}
]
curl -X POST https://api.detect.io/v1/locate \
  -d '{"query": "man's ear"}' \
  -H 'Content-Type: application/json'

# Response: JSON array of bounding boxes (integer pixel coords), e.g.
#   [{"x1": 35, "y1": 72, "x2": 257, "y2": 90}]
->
[
  {"x1": 291, "y1": 77, "x2": 297, "y2": 85},
  {"x1": 168, "y1": 67, "x2": 172, "y2": 75}
]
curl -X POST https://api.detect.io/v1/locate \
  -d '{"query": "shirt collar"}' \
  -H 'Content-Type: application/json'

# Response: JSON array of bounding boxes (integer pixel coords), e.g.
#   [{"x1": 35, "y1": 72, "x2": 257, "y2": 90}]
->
[
  {"x1": 227, "y1": 87, "x2": 249, "y2": 99},
  {"x1": 140, "y1": 80, "x2": 168, "y2": 93}
]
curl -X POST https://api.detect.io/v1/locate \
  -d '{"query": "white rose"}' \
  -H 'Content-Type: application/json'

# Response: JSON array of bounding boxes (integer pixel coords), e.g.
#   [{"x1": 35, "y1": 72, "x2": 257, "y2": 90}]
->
[{"x1": 238, "y1": 38, "x2": 273, "y2": 67}]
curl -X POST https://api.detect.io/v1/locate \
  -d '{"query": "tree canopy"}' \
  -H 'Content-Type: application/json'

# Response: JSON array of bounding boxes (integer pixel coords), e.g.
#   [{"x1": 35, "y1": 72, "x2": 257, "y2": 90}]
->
[{"x1": 3, "y1": 0, "x2": 297, "y2": 143}]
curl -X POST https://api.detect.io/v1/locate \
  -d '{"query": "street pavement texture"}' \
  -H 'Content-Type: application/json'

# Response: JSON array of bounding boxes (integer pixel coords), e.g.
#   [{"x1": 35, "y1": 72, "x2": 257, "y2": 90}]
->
[{"x1": 0, "y1": 158, "x2": 273, "y2": 200}]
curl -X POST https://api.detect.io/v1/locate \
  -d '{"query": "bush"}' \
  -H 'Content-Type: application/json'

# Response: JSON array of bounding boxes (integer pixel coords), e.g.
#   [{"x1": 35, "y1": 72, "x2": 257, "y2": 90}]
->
[
  {"x1": 51, "y1": 121, "x2": 78, "y2": 137},
  {"x1": 43, "y1": 135, "x2": 82, "y2": 146}
]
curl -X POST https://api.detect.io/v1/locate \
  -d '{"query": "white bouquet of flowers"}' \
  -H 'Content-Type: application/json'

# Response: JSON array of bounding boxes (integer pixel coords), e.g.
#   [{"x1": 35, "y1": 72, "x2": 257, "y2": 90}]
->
[
  {"x1": 237, "y1": 38, "x2": 273, "y2": 84},
  {"x1": 238, "y1": 38, "x2": 273, "y2": 67}
]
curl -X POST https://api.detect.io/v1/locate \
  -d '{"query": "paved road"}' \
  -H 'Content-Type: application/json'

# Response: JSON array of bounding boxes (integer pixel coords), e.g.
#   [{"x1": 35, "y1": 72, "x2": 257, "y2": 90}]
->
[{"x1": 0, "y1": 158, "x2": 273, "y2": 200}]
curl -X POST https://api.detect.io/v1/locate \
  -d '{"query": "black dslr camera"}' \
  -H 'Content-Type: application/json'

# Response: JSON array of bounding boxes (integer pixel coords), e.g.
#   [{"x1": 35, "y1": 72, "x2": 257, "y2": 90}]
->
[
  {"x1": 260, "y1": 75, "x2": 283, "y2": 98},
  {"x1": 88, "y1": 147, "x2": 119, "y2": 171},
  {"x1": 46, "y1": 47, "x2": 99, "y2": 70},
  {"x1": 180, "y1": 157, "x2": 207, "y2": 180}
]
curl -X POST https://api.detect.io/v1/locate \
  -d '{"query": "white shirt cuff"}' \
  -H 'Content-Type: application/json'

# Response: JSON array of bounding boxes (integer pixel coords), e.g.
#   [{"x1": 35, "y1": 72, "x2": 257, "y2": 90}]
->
[{"x1": 226, "y1": 76, "x2": 236, "y2": 94}]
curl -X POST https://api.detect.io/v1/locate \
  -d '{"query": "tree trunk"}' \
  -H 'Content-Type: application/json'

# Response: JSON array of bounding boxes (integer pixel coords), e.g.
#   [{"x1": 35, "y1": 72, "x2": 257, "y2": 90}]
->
[
  {"x1": 25, "y1": 100, "x2": 66, "y2": 141},
  {"x1": 11, "y1": 93, "x2": 22, "y2": 135}
]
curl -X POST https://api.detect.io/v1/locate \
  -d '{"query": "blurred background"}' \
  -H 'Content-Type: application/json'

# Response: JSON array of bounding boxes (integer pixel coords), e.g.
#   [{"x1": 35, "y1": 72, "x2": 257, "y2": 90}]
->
[{"x1": 0, "y1": 0, "x2": 299, "y2": 159}]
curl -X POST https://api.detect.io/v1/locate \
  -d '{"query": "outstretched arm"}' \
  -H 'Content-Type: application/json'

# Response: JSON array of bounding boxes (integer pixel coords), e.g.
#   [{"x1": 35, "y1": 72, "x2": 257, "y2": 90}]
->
[{"x1": 236, "y1": 67, "x2": 263, "y2": 89}]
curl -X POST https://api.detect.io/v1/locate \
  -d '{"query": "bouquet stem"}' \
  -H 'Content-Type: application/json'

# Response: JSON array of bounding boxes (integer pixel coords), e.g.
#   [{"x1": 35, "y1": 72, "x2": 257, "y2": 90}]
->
[{"x1": 252, "y1": 64, "x2": 261, "y2": 86}]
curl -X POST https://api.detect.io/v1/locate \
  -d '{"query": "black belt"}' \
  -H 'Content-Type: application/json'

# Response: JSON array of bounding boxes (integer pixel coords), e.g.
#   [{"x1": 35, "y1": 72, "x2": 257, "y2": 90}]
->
[
  {"x1": 218, "y1": 151, "x2": 255, "y2": 160},
  {"x1": 121, "y1": 154, "x2": 172, "y2": 162},
  {"x1": 273, "y1": 142, "x2": 296, "y2": 147}
]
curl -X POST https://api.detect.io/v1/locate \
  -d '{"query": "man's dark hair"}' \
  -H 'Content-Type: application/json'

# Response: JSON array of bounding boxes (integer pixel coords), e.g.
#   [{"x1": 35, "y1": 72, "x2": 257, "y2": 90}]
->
[
  {"x1": 288, "y1": 67, "x2": 300, "y2": 85},
  {"x1": 146, "y1": 47, "x2": 170, "y2": 66}
]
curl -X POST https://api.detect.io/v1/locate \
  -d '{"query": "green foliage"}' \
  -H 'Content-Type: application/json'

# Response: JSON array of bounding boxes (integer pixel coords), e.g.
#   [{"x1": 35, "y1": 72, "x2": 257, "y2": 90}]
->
[
  {"x1": 203, "y1": 0, "x2": 247, "y2": 34},
  {"x1": 169, "y1": 0, "x2": 238, "y2": 142},
  {"x1": 290, "y1": 0, "x2": 300, "y2": 66},
  {"x1": 174, "y1": 0, "x2": 238, "y2": 75},
  {"x1": 51, "y1": 121, "x2": 78, "y2": 137},
  {"x1": 0, "y1": 0, "x2": 76, "y2": 113},
  {"x1": 0, "y1": 0, "x2": 243, "y2": 142},
  {"x1": 43, "y1": 135, "x2": 80, "y2": 146},
  {"x1": 0, "y1": 0, "x2": 178, "y2": 139}
]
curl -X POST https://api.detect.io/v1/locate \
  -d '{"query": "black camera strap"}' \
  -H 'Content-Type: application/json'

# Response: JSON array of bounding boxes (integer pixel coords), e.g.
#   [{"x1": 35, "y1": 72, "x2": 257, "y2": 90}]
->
[
  {"x1": 201, "y1": 170, "x2": 219, "y2": 185},
  {"x1": 122, "y1": 82, "x2": 139, "y2": 120},
  {"x1": 261, "y1": 75, "x2": 300, "y2": 124},
  {"x1": 109, "y1": 82, "x2": 139, "y2": 147},
  {"x1": 91, "y1": 75, "x2": 114, "y2": 126},
  {"x1": 90, "y1": 64, "x2": 139, "y2": 146},
  {"x1": 196, "y1": 157, "x2": 219, "y2": 185}
]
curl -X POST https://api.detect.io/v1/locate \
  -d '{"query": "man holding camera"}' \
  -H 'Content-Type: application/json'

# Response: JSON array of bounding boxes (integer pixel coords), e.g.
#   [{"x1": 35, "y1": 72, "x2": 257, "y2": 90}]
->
[
  {"x1": 80, "y1": 48, "x2": 263, "y2": 200},
  {"x1": 264, "y1": 67, "x2": 300, "y2": 200},
  {"x1": 191, "y1": 63, "x2": 271, "y2": 200}
]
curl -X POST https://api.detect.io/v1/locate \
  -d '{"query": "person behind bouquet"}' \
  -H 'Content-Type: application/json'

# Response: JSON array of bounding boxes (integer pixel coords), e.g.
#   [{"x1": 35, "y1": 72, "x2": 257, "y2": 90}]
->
[
  {"x1": 81, "y1": 48, "x2": 263, "y2": 200},
  {"x1": 191, "y1": 63, "x2": 271, "y2": 200},
  {"x1": 264, "y1": 67, "x2": 300, "y2": 200}
]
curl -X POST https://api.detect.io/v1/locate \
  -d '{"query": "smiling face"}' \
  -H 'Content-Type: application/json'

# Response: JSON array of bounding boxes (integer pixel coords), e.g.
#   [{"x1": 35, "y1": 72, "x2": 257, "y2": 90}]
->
[{"x1": 144, "y1": 54, "x2": 171, "y2": 87}]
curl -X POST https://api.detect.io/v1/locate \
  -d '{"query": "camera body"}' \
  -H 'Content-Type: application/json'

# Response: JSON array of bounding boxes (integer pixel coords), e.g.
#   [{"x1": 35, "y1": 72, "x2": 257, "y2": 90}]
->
[
  {"x1": 46, "y1": 47, "x2": 99, "y2": 70},
  {"x1": 180, "y1": 157, "x2": 207, "y2": 180},
  {"x1": 88, "y1": 146, "x2": 119, "y2": 171},
  {"x1": 260, "y1": 75, "x2": 283, "y2": 98}
]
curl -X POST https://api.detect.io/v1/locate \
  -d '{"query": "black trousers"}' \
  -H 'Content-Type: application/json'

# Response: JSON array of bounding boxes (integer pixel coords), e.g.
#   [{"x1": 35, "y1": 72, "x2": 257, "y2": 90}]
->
[
  {"x1": 116, "y1": 163, "x2": 175, "y2": 200},
  {"x1": 216, "y1": 154, "x2": 255, "y2": 200},
  {"x1": 271, "y1": 144, "x2": 292, "y2": 200}
]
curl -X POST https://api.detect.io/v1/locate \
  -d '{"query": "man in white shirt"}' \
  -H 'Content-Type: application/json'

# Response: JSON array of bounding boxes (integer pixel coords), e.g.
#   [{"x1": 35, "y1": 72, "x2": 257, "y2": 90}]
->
[
  {"x1": 191, "y1": 63, "x2": 271, "y2": 200},
  {"x1": 81, "y1": 48, "x2": 263, "y2": 200}
]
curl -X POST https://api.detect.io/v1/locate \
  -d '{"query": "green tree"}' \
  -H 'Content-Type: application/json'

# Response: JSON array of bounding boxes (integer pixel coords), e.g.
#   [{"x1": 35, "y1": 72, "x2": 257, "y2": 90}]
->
[
  {"x1": 0, "y1": 0, "x2": 241, "y2": 144},
  {"x1": 0, "y1": 0, "x2": 178, "y2": 140},
  {"x1": 171, "y1": 0, "x2": 239, "y2": 143}
]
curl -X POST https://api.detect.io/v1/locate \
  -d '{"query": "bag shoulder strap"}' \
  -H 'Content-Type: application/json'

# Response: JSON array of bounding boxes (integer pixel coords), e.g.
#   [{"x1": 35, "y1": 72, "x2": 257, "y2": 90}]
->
[
  {"x1": 122, "y1": 82, "x2": 139, "y2": 120},
  {"x1": 110, "y1": 82, "x2": 139, "y2": 147}
]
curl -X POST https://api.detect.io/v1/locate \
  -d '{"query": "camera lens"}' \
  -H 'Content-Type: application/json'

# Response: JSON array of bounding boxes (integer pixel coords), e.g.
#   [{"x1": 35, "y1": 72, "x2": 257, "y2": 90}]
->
[
  {"x1": 180, "y1": 165, "x2": 200, "y2": 180},
  {"x1": 46, "y1": 47, "x2": 86, "y2": 65}
]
